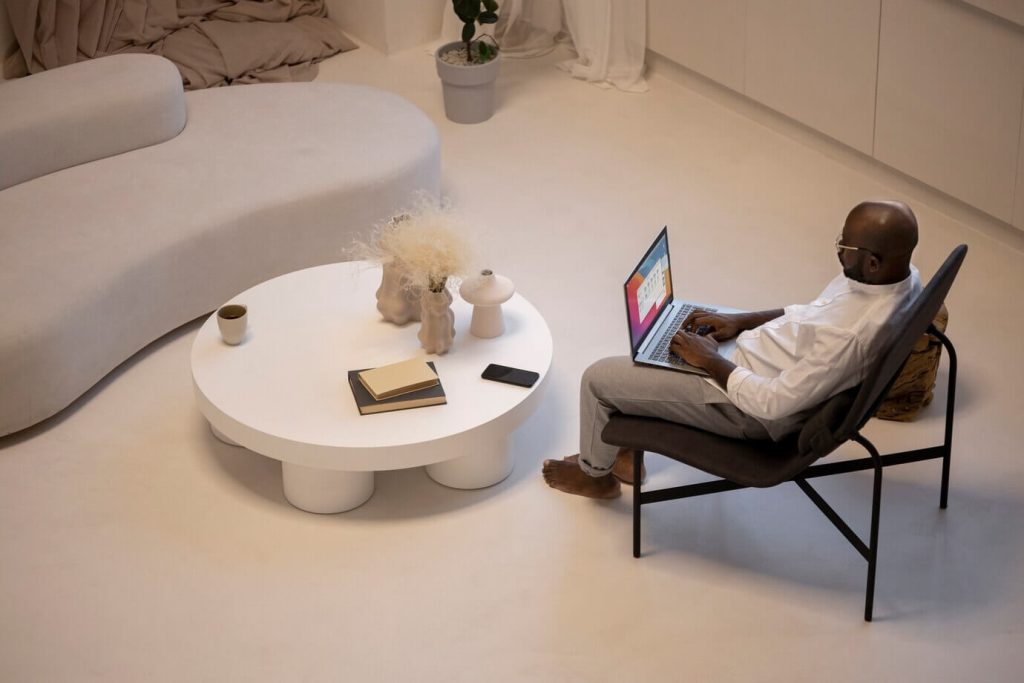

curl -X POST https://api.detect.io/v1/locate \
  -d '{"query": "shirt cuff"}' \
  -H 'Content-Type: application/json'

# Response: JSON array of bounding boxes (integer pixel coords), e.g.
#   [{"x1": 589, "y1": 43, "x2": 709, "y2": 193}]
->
[{"x1": 726, "y1": 367, "x2": 754, "y2": 405}]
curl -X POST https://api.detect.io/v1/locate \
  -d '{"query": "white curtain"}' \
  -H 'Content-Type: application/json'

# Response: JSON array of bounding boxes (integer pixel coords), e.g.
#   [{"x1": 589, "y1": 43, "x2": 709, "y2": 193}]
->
[
  {"x1": 560, "y1": 0, "x2": 647, "y2": 92},
  {"x1": 439, "y1": 0, "x2": 646, "y2": 92}
]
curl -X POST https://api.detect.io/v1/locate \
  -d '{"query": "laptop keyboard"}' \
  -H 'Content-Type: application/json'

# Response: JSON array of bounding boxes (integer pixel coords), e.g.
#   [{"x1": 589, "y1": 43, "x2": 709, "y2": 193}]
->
[{"x1": 650, "y1": 304, "x2": 714, "y2": 364}]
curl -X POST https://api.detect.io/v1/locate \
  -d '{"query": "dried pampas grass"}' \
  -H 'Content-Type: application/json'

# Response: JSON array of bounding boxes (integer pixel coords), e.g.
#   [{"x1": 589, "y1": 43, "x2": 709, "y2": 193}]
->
[{"x1": 351, "y1": 194, "x2": 477, "y2": 292}]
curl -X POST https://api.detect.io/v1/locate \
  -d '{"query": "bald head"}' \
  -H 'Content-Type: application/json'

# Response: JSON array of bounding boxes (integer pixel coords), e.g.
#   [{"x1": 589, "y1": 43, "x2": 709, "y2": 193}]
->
[{"x1": 839, "y1": 201, "x2": 918, "y2": 284}]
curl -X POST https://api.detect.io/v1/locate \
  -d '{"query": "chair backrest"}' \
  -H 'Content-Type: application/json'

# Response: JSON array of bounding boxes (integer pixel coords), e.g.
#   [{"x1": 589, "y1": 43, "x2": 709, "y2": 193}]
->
[{"x1": 797, "y1": 245, "x2": 968, "y2": 458}]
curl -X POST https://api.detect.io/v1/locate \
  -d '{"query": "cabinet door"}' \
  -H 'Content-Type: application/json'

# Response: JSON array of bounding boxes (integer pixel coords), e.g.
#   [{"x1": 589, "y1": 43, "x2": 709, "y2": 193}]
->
[
  {"x1": 1016, "y1": 100, "x2": 1024, "y2": 229},
  {"x1": 875, "y1": 0, "x2": 1024, "y2": 224},
  {"x1": 648, "y1": 0, "x2": 746, "y2": 93},
  {"x1": 745, "y1": 0, "x2": 881, "y2": 154}
]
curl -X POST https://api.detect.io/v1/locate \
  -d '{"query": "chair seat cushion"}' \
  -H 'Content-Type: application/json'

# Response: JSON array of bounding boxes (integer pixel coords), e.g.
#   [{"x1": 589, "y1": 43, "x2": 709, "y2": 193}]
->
[
  {"x1": 602, "y1": 386, "x2": 860, "y2": 487},
  {"x1": 602, "y1": 415, "x2": 816, "y2": 488}
]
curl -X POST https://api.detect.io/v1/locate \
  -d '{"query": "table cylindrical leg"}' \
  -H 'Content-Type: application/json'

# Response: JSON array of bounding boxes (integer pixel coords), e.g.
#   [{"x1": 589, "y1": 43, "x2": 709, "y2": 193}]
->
[
  {"x1": 425, "y1": 434, "x2": 512, "y2": 489},
  {"x1": 281, "y1": 462, "x2": 374, "y2": 513},
  {"x1": 210, "y1": 423, "x2": 241, "y2": 446}
]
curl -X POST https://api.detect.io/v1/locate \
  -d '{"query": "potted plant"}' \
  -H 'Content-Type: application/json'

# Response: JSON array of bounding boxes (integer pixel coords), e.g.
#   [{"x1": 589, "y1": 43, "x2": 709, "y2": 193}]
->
[{"x1": 435, "y1": 1, "x2": 501, "y2": 124}]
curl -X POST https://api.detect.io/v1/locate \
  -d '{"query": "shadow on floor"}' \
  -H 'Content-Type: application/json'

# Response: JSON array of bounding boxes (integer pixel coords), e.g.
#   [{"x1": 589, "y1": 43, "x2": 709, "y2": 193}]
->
[
  {"x1": 627, "y1": 461, "x2": 1020, "y2": 622},
  {"x1": 201, "y1": 376, "x2": 573, "y2": 522}
]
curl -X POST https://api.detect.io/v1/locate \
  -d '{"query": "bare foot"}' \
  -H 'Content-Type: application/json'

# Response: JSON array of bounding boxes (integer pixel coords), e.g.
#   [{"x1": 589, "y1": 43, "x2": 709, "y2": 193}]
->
[
  {"x1": 564, "y1": 449, "x2": 647, "y2": 486},
  {"x1": 542, "y1": 460, "x2": 621, "y2": 499}
]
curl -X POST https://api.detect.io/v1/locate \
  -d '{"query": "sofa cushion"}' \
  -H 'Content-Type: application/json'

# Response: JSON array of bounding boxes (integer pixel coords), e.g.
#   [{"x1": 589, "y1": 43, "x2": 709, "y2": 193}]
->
[{"x1": 0, "y1": 54, "x2": 187, "y2": 191}]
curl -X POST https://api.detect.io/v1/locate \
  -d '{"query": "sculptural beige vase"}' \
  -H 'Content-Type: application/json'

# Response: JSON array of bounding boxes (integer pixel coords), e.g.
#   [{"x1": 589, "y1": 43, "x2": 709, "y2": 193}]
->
[
  {"x1": 418, "y1": 288, "x2": 455, "y2": 354},
  {"x1": 376, "y1": 261, "x2": 421, "y2": 325},
  {"x1": 459, "y1": 269, "x2": 515, "y2": 338}
]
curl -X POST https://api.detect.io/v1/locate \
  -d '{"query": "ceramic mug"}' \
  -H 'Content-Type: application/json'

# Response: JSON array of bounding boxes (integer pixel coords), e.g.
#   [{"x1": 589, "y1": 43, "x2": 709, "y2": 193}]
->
[{"x1": 217, "y1": 304, "x2": 248, "y2": 345}]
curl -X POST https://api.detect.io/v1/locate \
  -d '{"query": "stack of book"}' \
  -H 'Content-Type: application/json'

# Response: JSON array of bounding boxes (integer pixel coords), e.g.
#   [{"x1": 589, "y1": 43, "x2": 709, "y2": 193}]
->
[{"x1": 348, "y1": 358, "x2": 447, "y2": 415}]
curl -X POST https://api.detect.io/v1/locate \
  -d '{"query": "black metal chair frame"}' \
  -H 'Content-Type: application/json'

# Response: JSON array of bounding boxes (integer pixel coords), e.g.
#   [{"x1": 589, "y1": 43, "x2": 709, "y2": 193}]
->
[
  {"x1": 606, "y1": 239, "x2": 969, "y2": 625},
  {"x1": 625, "y1": 327, "x2": 955, "y2": 621}
]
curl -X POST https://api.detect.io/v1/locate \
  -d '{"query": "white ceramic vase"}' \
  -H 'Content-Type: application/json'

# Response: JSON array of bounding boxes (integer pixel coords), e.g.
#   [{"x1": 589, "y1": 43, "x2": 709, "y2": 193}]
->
[
  {"x1": 418, "y1": 288, "x2": 456, "y2": 354},
  {"x1": 459, "y1": 269, "x2": 515, "y2": 338},
  {"x1": 376, "y1": 261, "x2": 421, "y2": 325}
]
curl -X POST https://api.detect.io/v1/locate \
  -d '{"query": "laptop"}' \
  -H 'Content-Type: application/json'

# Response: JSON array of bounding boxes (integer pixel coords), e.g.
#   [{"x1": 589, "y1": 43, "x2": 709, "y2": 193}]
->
[{"x1": 624, "y1": 227, "x2": 736, "y2": 376}]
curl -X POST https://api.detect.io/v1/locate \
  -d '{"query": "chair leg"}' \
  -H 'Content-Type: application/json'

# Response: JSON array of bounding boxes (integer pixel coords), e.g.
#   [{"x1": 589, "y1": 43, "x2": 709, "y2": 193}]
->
[
  {"x1": 633, "y1": 450, "x2": 644, "y2": 559},
  {"x1": 861, "y1": 440, "x2": 884, "y2": 622},
  {"x1": 933, "y1": 328, "x2": 957, "y2": 510},
  {"x1": 939, "y1": 450, "x2": 952, "y2": 510}
]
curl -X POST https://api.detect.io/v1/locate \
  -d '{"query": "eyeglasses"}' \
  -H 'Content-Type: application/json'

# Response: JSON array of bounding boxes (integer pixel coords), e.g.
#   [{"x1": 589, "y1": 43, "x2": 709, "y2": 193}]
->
[{"x1": 835, "y1": 234, "x2": 881, "y2": 260}]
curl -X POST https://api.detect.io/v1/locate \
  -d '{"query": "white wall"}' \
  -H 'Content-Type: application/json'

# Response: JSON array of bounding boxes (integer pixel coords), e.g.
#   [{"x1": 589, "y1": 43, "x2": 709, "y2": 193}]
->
[
  {"x1": 325, "y1": 0, "x2": 387, "y2": 52},
  {"x1": 384, "y1": 0, "x2": 446, "y2": 54},
  {"x1": 647, "y1": 0, "x2": 1024, "y2": 230},
  {"x1": 325, "y1": 0, "x2": 445, "y2": 54},
  {"x1": 648, "y1": 0, "x2": 882, "y2": 153},
  {"x1": 874, "y1": 0, "x2": 1024, "y2": 224},
  {"x1": 647, "y1": 0, "x2": 745, "y2": 93},
  {"x1": 745, "y1": 0, "x2": 880, "y2": 155}
]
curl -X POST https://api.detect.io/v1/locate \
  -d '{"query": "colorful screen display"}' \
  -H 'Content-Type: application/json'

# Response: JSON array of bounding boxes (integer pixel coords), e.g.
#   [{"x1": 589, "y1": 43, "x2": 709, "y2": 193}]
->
[{"x1": 625, "y1": 230, "x2": 673, "y2": 350}]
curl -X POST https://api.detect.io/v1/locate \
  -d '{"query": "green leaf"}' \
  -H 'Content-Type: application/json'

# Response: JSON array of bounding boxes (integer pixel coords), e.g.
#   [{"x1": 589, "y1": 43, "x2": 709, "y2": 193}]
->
[
  {"x1": 452, "y1": 0, "x2": 479, "y2": 23},
  {"x1": 483, "y1": 0, "x2": 499, "y2": 12},
  {"x1": 479, "y1": 11, "x2": 498, "y2": 24},
  {"x1": 461, "y1": 23, "x2": 475, "y2": 43}
]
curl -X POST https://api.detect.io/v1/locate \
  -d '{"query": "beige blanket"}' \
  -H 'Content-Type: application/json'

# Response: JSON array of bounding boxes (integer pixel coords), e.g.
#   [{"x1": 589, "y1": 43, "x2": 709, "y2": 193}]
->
[{"x1": 4, "y1": 0, "x2": 356, "y2": 88}]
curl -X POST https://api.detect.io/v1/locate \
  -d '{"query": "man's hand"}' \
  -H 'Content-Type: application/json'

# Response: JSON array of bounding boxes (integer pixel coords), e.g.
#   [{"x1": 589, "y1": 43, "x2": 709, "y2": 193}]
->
[
  {"x1": 671, "y1": 329, "x2": 738, "y2": 390},
  {"x1": 670, "y1": 329, "x2": 720, "y2": 368},
  {"x1": 679, "y1": 310, "x2": 744, "y2": 341}
]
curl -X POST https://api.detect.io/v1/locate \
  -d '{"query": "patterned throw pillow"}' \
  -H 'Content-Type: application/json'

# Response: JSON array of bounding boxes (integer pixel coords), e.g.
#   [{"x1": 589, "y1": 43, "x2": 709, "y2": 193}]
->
[{"x1": 875, "y1": 305, "x2": 949, "y2": 421}]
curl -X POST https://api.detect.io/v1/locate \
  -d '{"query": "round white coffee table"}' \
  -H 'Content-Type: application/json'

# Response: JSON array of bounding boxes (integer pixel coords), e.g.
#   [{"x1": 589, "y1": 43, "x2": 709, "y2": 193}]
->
[{"x1": 191, "y1": 262, "x2": 552, "y2": 513}]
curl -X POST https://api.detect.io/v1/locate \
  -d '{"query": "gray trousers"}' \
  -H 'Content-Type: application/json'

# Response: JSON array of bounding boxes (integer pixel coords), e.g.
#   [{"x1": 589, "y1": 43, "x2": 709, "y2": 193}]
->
[{"x1": 577, "y1": 356, "x2": 796, "y2": 477}]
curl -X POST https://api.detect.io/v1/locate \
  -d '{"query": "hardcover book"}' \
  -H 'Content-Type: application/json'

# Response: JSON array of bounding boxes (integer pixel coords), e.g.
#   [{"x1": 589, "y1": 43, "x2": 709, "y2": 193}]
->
[
  {"x1": 356, "y1": 357, "x2": 439, "y2": 400},
  {"x1": 348, "y1": 362, "x2": 446, "y2": 415}
]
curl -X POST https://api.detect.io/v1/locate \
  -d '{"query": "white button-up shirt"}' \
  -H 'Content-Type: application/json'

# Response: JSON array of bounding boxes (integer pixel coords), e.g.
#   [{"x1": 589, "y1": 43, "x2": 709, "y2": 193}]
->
[{"x1": 720, "y1": 266, "x2": 921, "y2": 431}]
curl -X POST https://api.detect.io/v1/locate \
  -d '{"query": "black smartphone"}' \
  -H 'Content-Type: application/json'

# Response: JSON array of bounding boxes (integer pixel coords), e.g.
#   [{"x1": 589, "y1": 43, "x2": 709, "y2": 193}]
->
[{"x1": 481, "y1": 363, "x2": 539, "y2": 388}]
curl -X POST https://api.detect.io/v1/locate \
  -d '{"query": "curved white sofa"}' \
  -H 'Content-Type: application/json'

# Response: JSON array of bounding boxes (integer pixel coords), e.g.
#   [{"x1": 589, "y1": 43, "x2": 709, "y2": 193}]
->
[{"x1": 0, "y1": 55, "x2": 441, "y2": 436}]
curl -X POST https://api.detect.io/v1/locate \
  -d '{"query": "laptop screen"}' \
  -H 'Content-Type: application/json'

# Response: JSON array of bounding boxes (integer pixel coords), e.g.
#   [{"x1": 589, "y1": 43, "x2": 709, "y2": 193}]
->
[{"x1": 624, "y1": 227, "x2": 674, "y2": 352}]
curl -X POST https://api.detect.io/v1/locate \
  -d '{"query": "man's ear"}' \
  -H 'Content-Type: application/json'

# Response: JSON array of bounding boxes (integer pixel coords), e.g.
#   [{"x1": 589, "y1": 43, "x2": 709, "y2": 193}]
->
[{"x1": 867, "y1": 255, "x2": 881, "y2": 273}]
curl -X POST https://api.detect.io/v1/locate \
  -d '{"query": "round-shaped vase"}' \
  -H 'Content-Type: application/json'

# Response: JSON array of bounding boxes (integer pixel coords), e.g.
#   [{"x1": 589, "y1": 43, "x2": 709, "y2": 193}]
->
[{"x1": 459, "y1": 270, "x2": 515, "y2": 338}]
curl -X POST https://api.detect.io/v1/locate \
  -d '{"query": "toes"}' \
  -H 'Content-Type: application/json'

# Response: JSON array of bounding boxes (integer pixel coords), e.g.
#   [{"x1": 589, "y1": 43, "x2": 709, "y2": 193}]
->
[{"x1": 541, "y1": 460, "x2": 562, "y2": 485}]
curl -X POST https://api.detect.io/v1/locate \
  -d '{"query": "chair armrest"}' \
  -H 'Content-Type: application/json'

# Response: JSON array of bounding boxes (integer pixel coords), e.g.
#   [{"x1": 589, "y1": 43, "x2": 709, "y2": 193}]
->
[{"x1": 0, "y1": 54, "x2": 186, "y2": 191}]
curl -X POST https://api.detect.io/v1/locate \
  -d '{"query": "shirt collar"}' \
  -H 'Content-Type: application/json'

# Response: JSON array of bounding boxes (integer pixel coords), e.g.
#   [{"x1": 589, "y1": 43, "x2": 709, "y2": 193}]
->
[{"x1": 845, "y1": 264, "x2": 918, "y2": 295}]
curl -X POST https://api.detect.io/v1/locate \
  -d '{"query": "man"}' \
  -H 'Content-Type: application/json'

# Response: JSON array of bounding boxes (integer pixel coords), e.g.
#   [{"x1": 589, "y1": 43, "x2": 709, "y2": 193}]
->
[{"x1": 543, "y1": 200, "x2": 922, "y2": 499}]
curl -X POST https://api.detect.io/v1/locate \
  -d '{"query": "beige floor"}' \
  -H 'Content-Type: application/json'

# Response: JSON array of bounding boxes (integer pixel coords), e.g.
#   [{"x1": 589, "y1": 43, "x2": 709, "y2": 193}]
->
[{"x1": 3, "y1": 42, "x2": 1023, "y2": 681}]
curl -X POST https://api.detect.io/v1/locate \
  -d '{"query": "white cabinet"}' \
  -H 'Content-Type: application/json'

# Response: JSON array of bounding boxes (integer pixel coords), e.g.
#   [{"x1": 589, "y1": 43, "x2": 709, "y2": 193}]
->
[
  {"x1": 646, "y1": 0, "x2": 1024, "y2": 228},
  {"x1": 647, "y1": 0, "x2": 746, "y2": 92},
  {"x1": 874, "y1": 0, "x2": 1024, "y2": 223},
  {"x1": 744, "y1": 0, "x2": 881, "y2": 154},
  {"x1": 1016, "y1": 102, "x2": 1024, "y2": 229}
]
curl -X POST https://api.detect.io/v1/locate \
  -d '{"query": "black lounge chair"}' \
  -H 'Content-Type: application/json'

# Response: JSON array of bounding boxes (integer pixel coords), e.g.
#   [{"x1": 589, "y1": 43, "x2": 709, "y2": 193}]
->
[{"x1": 602, "y1": 245, "x2": 967, "y2": 621}]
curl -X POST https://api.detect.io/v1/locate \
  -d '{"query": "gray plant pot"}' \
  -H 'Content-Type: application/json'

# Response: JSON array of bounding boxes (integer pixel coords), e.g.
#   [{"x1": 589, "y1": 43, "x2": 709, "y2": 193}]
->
[{"x1": 435, "y1": 41, "x2": 501, "y2": 124}]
